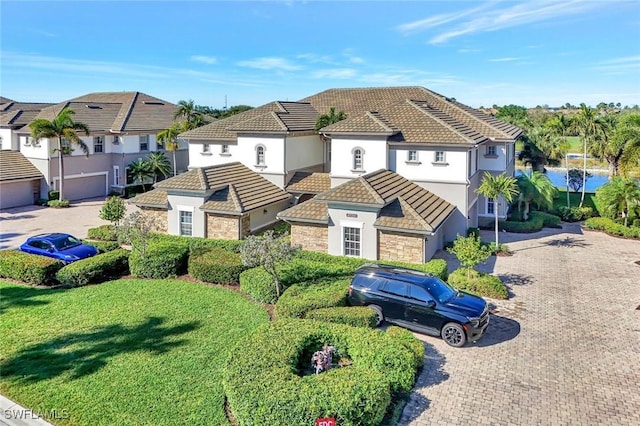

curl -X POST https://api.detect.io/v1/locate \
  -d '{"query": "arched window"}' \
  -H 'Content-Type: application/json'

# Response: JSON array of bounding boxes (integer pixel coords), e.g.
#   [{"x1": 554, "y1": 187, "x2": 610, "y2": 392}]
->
[
  {"x1": 352, "y1": 147, "x2": 364, "y2": 171},
  {"x1": 256, "y1": 145, "x2": 266, "y2": 166}
]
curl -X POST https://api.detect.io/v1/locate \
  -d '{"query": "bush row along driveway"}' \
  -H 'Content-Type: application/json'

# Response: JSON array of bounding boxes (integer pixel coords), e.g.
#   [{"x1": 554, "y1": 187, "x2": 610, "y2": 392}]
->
[{"x1": 399, "y1": 223, "x2": 640, "y2": 426}]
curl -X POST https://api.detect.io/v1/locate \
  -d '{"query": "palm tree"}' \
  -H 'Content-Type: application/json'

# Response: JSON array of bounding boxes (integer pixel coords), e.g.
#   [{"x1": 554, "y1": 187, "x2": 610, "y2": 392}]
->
[
  {"x1": 571, "y1": 103, "x2": 604, "y2": 207},
  {"x1": 516, "y1": 172, "x2": 558, "y2": 221},
  {"x1": 157, "y1": 123, "x2": 182, "y2": 176},
  {"x1": 146, "y1": 152, "x2": 171, "y2": 184},
  {"x1": 127, "y1": 159, "x2": 154, "y2": 192},
  {"x1": 477, "y1": 172, "x2": 519, "y2": 249},
  {"x1": 588, "y1": 114, "x2": 624, "y2": 180},
  {"x1": 596, "y1": 177, "x2": 640, "y2": 226},
  {"x1": 617, "y1": 113, "x2": 640, "y2": 176},
  {"x1": 29, "y1": 107, "x2": 90, "y2": 201},
  {"x1": 314, "y1": 107, "x2": 347, "y2": 131},
  {"x1": 547, "y1": 114, "x2": 572, "y2": 207},
  {"x1": 175, "y1": 99, "x2": 208, "y2": 130}
]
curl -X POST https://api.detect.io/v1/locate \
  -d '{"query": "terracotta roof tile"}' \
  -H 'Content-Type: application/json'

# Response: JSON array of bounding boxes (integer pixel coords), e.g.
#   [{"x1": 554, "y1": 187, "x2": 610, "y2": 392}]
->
[
  {"x1": 277, "y1": 199, "x2": 328, "y2": 224},
  {"x1": 0, "y1": 151, "x2": 43, "y2": 182},
  {"x1": 0, "y1": 102, "x2": 55, "y2": 128},
  {"x1": 128, "y1": 189, "x2": 168, "y2": 208},
  {"x1": 285, "y1": 172, "x2": 331, "y2": 194}
]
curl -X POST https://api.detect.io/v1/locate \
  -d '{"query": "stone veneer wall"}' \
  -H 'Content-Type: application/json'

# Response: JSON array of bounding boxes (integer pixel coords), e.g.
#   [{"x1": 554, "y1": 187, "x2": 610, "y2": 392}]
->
[
  {"x1": 378, "y1": 231, "x2": 424, "y2": 263},
  {"x1": 207, "y1": 213, "x2": 240, "y2": 240},
  {"x1": 290, "y1": 223, "x2": 328, "y2": 253},
  {"x1": 140, "y1": 207, "x2": 168, "y2": 233}
]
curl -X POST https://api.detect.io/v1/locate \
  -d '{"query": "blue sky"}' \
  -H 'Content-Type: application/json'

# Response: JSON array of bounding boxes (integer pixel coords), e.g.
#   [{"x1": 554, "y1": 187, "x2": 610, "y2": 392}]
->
[{"x1": 2, "y1": 1, "x2": 639, "y2": 109}]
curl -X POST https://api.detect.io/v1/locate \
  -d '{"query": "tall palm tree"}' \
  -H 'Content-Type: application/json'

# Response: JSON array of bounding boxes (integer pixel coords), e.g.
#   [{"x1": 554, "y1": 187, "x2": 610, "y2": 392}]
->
[
  {"x1": 175, "y1": 99, "x2": 208, "y2": 130},
  {"x1": 157, "y1": 123, "x2": 182, "y2": 176},
  {"x1": 617, "y1": 113, "x2": 640, "y2": 176},
  {"x1": 547, "y1": 114, "x2": 572, "y2": 207},
  {"x1": 588, "y1": 114, "x2": 623, "y2": 180},
  {"x1": 127, "y1": 159, "x2": 154, "y2": 192},
  {"x1": 146, "y1": 152, "x2": 171, "y2": 184},
  {"x1": 516, "y1": 172, "x2": 557, "y2": 221},
  {"x1": 477, "y1": 172, "x2": 519, "y2": 249},
  {"x1": 314, "y1": 107, "x2": 347, "y2": 131},
  {"x1": 571, "y1": 103, "x2": 604, "y2": 207},
  {"x1": 596, "y1": 177, "x2": 640, "y2": 226},
  {"x1": 29, "y1": 107, "x2": 90, "y2": 201}
]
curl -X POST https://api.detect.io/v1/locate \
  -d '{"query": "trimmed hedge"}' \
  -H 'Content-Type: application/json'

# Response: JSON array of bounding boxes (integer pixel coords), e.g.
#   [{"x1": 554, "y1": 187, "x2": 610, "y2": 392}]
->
[
  {"x1": 275, "y1": 278, "x2": 351, "y2": 319},
  {"x1": 305, "y1": 306, "x2": 379, "y2": 328},
  {"x1": 129, "y1": 242, "x2": 189, "y2": 279},
  {"x1": 83, "y1": 239, "x2": 120, "y2": 253},
  {"x1": 149, "y1": 233, "x2": 243, "y2": 253},
  {"x1": 385, "y1": 326, "x2": 425, "y2": 369},
  {"x1": 56, "y1": 249, "x2": 130, "y2": 287},
  {"x1": 378, "y1": 259, "x2": 449, "y2": 281},
  {"x1": 584, "y1": 217, "x2": 640, "y2": 239},
  {"x1": 554, "y1": 205, "x2": 594, "y2": 222},
  {"x1": 87, "y1": 225, "x2": 118, "y2": 241},
  {"x1": 223, "y1": 320, "x2": 421, "y2": 426},
  {"x1": 0, "y1": 250, "x2": 64, "y2": 285},
  {"x1": 448, "y1": 268, "x2": 508, "y2": 300},
  {"x1": 188, "y1": 247, "x2": 245, "y2": 284},
  {"x1": 239, "y1": 267, "x2": 277, "y2": 303},
  {"x1": 499, "y1": 211, "x2": 561, "y2": 233},
  {"x1": 47, "y1": 200, "x2": 69, "y2": 208}
]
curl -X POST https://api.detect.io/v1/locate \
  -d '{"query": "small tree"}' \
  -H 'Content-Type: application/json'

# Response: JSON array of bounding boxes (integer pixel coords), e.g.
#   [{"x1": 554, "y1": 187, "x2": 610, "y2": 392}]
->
[
  {"x1": 447, "y1": 234, "x2": 492, "y2": 279},
  {"x1": 567, "y1": 168, "x2": 592, "y2": 193},
  {"x1": 240, "y1": 231, "x2": 300, "y2": 299},
  {"x1": 117, "y1": 212, "x2": 159, "y2": 258},
  {"x1": 99, "y1": 196, "x2": 126, "y2": 226}
]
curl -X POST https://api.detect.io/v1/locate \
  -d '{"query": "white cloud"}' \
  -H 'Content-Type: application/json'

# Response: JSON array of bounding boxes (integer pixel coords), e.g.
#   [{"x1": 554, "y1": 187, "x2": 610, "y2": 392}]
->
[
  {"x1": 296, "y1": 53, "x2": 334, "y2": 64},
  {"x1": 397, "y1": 3, "x2": 493, "y2": 33},
  {"x1": 311, "y1": 69, "x2": 357, "y2": 79},
  {"x1": 342, "y1": 49, "x2": 364, "y2": 64},
  {"x1": 488, "y1": 57, "x2": 520, "y2": 62},
  {"x1": 190, "y1": 55, "x2": 217, "y2": 65},
  {"x1": 592, "y1": 55, "x2": 640, "y2": 74},
  {"x1": 236, "y1": 57, "x2": 302, "y2": 71}
]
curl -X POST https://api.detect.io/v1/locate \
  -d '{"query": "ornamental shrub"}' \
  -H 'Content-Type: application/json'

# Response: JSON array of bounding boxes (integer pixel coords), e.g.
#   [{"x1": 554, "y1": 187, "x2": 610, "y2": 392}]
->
[
  {"x1": 448, "y1": 268, "x2": 508, "y2": 300},
  {"x1": 56, "y1": 249, "x2": 129, "y2": 287},
  {"x1": 188, "y1": 247, "x2": 245, "y2": 285},
  {"x1": 129, "y1": 242, "x2": 188, "y2": 278},
  {"x1": 239, "y1": 267, "x2": 277, "y2": 303},
  {"x1": 584, "y1": 217, "x2": 640, "y2": 239},
  {"x1": 47, "y1": 190, "x2": 59, "y2": 201},
  {"x1": 275, "y1": 278, "x2": 351, "y2": 319},
  {"x1": 385, "y1": 326, "x2": 425, "y2": 369},
  {"x1": 530, "y1": 211, "x2": 562, "y2": 228},
  {"x1": 305, "y1": 306, "x2": 378, "y2": 328},
  {"x1": 554, "y1": 206, "x2": 594, "y2": 222},
  {"x1": 87, "y1": 225, "x2": 118, "y2": 241},
  {"x1": 83, "y1": 239, "x2": 120, "y2": 253},
  {"x1": 150, "y1": 233, "x2": 243, "y2": 253},
  {"x1": 223, "y1": 320, "x2": 421, "y2": 426},
  {"x1": 47, "y1": 200, "x2": 69, "y2": 208},
  {"x1": 377, "y1": 259, "x2": 449, "y2": 281},
  {"x1": 0, "y1": 250, "x2": 64, "y2": 285}
]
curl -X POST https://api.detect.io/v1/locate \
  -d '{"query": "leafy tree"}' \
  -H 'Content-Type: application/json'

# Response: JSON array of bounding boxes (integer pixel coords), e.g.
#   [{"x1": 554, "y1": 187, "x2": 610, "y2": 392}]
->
[
  {"x1": 127, "y1": 159, "x2": 154, "y2": 192},
  {"x1": 496, "y1": 104, "x2": 531, "y2": 130},
  {"x1": 476, "y1": 172, "x2": 519, "y2": 249},
  {"x1": 571, "y1": 103, "x2": 605, "y2": 207},
  {"x1": 516, "y1": 172, "x2": 557, "y2": 221},
  {"x1": 146, "y1": 151, "x2": 171, "y2": 183},
  {"x1": 595, "y1": 177, "x2": 640, "y2": 227},
  {"x1": 29, "y1": 107, "x2": 90, "y2": 201},
  {"x1": 175, "y1": 99, "x2": 209, "y2": 130},
  {"x1": 99, "y1": 196, "x2": 126, "y2": 226},
  {"x1": 547, "y1": 114, "x2": 572, "y2": 207},
  {"x1": 314, "y1": 107, "x2": 347, "y2": 131},
  {"x1": 567, "y1": 168, "x2": 592, "y2": 193},
  {"x1": 447, "y1": 234, "x2": 492, "y2": 279},
  {"x1": 157, "y1": 123, "x2": 182, "y2": 176},
  {"x1": 240, "y1": 231, "x2": 300, "y2": 299},
  {"x1": 588, "y1": 114, "x2": 624, "y2": 180},
  {"x1": 117, "y1": 212, "x2": 159, "y2": 258},
  {"x1": 217, "y1": 105, "x2": 253, "y2": 119}
]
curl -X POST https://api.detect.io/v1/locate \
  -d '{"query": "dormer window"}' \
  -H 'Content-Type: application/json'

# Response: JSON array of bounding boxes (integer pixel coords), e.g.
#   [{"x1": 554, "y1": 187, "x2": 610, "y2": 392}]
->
[
  {"x1": 352, "y1": 147, "x2": 364, "y2": 171},
  {"x1": 256, "y1": 145, "x2": 266, "y2": 166}
]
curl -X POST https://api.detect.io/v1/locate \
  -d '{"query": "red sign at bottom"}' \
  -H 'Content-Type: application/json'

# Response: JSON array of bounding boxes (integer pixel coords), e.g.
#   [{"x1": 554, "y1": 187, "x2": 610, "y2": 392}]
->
[{"x1": 316, "y1": 418, "x2": 336, "y2": 426}]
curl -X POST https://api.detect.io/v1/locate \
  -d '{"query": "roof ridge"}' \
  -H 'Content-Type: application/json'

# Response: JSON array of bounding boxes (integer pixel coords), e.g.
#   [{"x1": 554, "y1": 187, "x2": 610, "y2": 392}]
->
[
  {"x1": 407, "y1": 100, "x2": 486, "y2": 144},
  {"x1": 360, "y1": 171, "x2": 386, "y2": 204},
  {"x1": 197, "y1": 167, "x2": 208, "y2": 190},
  {"x1": 365, "y1": 111, "x2": 396, "y2": 132},
  {"x1": 447, "y1": 99, "x2": 514, "y2": 139},
  {"x1": 114, "y1": 92, "x2": 139, "y2": 132},
  {"x1": 396, "y1": 196, "x2": 430, "y2": 229},
  {"x1": 228, "y1": 183, "x2": 243, "y2": 211},
  {"x1": 270, "y1": 111, "x2": 289, "y2": 131}
]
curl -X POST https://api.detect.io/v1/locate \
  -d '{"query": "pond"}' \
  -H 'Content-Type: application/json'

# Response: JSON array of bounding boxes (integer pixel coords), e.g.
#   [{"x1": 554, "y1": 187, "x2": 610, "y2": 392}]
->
[{"x1": 516, "y1": 168, "x2": 609, "y2": 192}]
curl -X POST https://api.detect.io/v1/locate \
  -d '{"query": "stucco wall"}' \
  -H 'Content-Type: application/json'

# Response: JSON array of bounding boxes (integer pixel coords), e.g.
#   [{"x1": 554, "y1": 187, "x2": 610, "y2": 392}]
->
[
  {"x1": 327, "y1": 206, "x2": 378, "y2": 260},
  {"x1": 188, "y1": 140, "x2": 238, "y2": 168},
  {"x1": 392, "y1": 147, "x2": 469, "y2": 182},
  {"x1": 0, "y1": 129, "x2": 17, "y2": 150},
  {"x1": 378, "y1": 231, "x2": 424, "y2": 263},
  {"x1": 167, "y1": 194, "x2": 207, "y2": 237},
  {"x1": 329, "y1": 136, "x2": 388, "y2": 182},
  {"x1": 249, "y1": 199, "x2": 292, "y2": 232},
  {"x1": 285, "y1": 134, "x2": 324, "y2": 172},
  {"x1": 290, "y1": 223, "x2": 328, "y2": 253}
]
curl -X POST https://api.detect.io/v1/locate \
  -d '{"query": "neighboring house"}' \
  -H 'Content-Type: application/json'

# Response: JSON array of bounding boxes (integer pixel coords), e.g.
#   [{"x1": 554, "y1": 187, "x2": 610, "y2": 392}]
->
[
  {"x1": 278, "y1": 169, "x2": 455, "y2": 263},
  {"x1": 15, "y1": 92, "x2": 185, "y2": 201},
  {"x1": 130, "y1": 162, "x2": 292, "y2": 239},
  {"x1": 0, "y1": 151, "x2": 44, "y2": 209},
  {"x1": 1, "y1": 98, "x2": 54, "y2": 151}
]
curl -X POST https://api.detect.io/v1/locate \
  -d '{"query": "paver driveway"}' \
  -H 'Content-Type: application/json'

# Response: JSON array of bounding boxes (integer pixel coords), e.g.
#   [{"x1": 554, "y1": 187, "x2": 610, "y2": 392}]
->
[{"x1": 399, "y1": 223, "x2": 640, "y2": 426}]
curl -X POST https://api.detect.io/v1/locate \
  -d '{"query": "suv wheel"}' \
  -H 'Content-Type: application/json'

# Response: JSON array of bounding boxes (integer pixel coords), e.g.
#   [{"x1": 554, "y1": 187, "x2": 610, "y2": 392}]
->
[
  {"x1": 441, "y1": 322, "x2": 466, "y2": 347},
  {"x1": 368, "y1": 305, "x2": 384, "y2": 327}
]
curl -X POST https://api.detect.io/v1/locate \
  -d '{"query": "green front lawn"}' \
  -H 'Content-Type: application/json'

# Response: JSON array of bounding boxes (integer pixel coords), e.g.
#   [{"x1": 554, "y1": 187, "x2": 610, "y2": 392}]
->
[{"x1": 0, "y1": 279, "x2": 269, "y2": 426}]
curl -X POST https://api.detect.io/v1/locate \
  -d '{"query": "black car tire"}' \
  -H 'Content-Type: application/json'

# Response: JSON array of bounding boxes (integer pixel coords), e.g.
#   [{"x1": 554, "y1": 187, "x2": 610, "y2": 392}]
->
[
  {"x1": 368, "y1": 305, "x2": 384, "y2": 326},
  {"x1": 441, "y1": 322, "x2": 466, "y2": 347}
]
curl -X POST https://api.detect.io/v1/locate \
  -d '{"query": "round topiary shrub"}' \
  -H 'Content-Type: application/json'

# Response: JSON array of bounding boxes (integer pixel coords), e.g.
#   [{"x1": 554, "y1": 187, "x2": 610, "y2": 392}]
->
[
  {"x1": 129, "y1": 242, "x2": 188, "y2": 279},
  {"x1": 239, "y1": 267, "x2": 277, "y2": 303},
  {"x1": 305, "y1": 306, "x2": 379, "y2": 328},
  {"x1": 223, "y1": 320, "x2": 421, "y2": 426},
  {"x1": 188, "y1": 247, "x2": 245, "y2": 284},
  {"x1": 448, "y1": 268, "x2": 508, "y2": 299}
]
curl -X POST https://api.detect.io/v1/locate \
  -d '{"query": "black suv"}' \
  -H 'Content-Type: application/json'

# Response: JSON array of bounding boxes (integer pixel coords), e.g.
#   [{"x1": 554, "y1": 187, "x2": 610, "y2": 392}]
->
[{"x1": 348, "y1": 264, "x2": 489, "y2": 347}]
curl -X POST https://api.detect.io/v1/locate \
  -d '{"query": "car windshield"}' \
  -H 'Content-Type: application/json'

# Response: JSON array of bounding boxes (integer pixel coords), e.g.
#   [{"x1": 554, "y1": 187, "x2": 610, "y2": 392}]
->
[
  {"x1": 52, "y1": 235, "x2": 82, "y2": 251},
  {"x1": 424, "y1": 278, "x2": 457, "y2": 304}
]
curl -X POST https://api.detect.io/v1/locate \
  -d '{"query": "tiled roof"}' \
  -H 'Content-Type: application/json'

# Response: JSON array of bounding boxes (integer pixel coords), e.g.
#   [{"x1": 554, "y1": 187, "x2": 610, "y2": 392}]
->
[
  {"x1": 148, "y1": 162, "x2": 291, "y2": 213},
  {"x1": 279, "y1": 169, "x2": 454, "y2": 233},
  {"x1": 29, "y1": 92, "x2": 178, "y2": 133},
  {"x1": 0, "y1": 102, "x2": 55, "y2": 128},
  {"x1": 228, "y1": 102, "x2": 319, "y2": 133},
  {"x1": 285, "y1": 172, "x2": 331, "y2": 194},
  {"x1": 128, "y1": 189, "x2": 168, "y2": 208},
  {"x1": 0, "y1": 97, "x2": 15, "y2": 104},
  {"x1": 0, "y1": 151, "x2": 43, "y2": 182}
]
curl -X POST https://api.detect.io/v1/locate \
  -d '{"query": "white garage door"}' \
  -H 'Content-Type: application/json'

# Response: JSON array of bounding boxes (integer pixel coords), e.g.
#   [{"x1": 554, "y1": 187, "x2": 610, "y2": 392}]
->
[
  {"x1": 63, "y1": 175, "x2": 107, "y2": 201},
  {"x1": 0, "y1": 181, "x2": 35, "y2": 209}
]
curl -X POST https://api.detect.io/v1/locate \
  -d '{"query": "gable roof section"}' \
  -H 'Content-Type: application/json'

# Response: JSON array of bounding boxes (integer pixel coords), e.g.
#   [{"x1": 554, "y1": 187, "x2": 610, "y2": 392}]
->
[
  {"x1": 150, "y1": 162, "x2": 291, "y2": 213},
  {"x1": 0, "y1": 151, "x2": 43, "y2": 182},
  {"x1": 285, "y1": 172, "x2": 331, "y2": 194},
  {"x1": 279, "y1": 169, "x2": 455, "y2": 233},
  {"x1": 30, "y1": 92, "x2": 178, "y2": 133},
  {"x1": 0, "y1": 102, "x2": 55, "y2": 129},
  {"x1": 228, "y1": 102, "x2": 319, "y2": 133},
  {"x1": 128, "y1": 189, "x2": 169, "y2": 209}
]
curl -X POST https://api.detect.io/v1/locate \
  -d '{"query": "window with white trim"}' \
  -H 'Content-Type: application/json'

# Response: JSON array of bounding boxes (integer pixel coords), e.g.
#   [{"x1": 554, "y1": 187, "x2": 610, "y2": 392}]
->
[
  {"x1": 113, "y1": 165, "x2": 120, "y2": 186},
  {"x1": 434, "y1": 151, "x2": 446, "y2": 163},
  {"x1": 352, "y1": 148, "x2": 363, "y2": 170},
  {"x1": 93, "y1": 136, "x2": 104, "y2": 153},
  {"x1": 343, "y1": 227, "x2": 361, "y2": 257},
  {"x1": 486, "y1": 145, "x2": 497, "y2": 156},
  {"x1": 408, "y1": 150, "x2": 418, "y2": 162},
  {"x1": 179, "y1": 211, "x2": 193, "y2": 236},
  {"x1": 139, "y1": 134, "x2": 149, "y2": 151},
  {"x1": 256, "y1": 145, "x2": 265, "y2": 166},
  {"x1": 202, "y1": 143, "x2": 210, "y2": 153},
  {"x1": 487, "y1": 198, "x2": 495, "y2": 215},
  {"x1": 221, "y1": 144, "x2": 229, "y2": 154}
]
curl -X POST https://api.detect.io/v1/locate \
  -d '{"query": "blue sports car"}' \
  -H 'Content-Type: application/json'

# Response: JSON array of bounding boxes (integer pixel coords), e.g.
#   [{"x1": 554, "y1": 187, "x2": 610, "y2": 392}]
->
[{"x1": 19, "y1": 233, "x2": 99, "y2": 264}]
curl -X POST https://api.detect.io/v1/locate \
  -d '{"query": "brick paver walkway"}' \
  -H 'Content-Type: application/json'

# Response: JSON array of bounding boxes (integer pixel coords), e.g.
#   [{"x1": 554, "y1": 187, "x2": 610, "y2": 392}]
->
[{"x1": 398, "y1": 223, "x2": 640, "y2": 426}]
